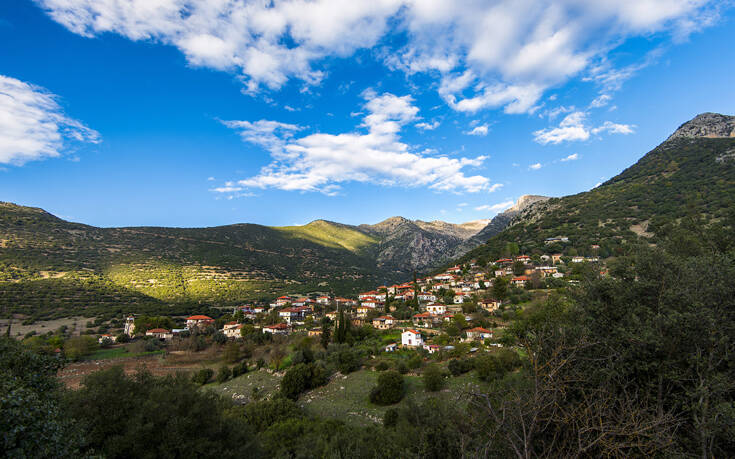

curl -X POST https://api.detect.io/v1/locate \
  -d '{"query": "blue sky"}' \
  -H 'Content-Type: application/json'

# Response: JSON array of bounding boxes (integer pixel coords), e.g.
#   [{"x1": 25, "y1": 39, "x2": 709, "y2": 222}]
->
[{"x1": 1, "y1": 0, "x2": 733, "y2": 228}]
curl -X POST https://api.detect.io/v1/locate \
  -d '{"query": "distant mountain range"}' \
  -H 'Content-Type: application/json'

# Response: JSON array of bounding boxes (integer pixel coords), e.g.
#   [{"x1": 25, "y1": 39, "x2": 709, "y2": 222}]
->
[
  {"x1": 0, "y1": 202, "x2": 495, "y2": 318},
  {"x1": 4, "y1": 112, "x2": 732, "y2": 319},
  {"x1": 454, "y1": 112, "x2": 735, "y2": 264}
]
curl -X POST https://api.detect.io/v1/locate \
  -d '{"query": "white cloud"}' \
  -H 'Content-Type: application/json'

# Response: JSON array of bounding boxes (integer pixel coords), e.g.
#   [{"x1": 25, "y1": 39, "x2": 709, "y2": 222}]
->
[
  {"x1": 560, "y1": 153, "x2": 579, "y2": 161},
  {"x1": 216, "y1": 92, "x2": 496, "y2": 195},
  {"x1": 487, "y1": 183, "x2": 504, "y2": 192},
  {"x1": 475, "y1": 200, "x2": 514, "y2": 212},
  {"x1": 534, "y1": 111, "x2": 635, "y2": 144},
  {"x1": 589, "y1": 94, "x2": 612, "y2": 108},
  {"x1": 415, "y1": 120, "x2": 440, "y2": 130},
  {"x1": 529, "y1": 162, "x2": 542, "y2": 170},
  {"x1": 0, "y1": 74, "x2": 99, "y2": 165},
  {"x1": 37, "y1": 0, "x2": 720, "y2": 110},
  {"x1": 465, "y1": 124, "x2": 489, "y2": 136}
]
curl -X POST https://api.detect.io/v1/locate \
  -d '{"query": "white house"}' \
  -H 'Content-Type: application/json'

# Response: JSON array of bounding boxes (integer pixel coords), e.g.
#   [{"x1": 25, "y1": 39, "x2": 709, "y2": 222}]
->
[
  {"x1": 262, "y1": 323, "x2": 291, "y2": 335},
  {"x1": 402, "y1": 329, "x2": 424, "y2": 348},
  {"x1": 571, "y1": 256, "x2": 585, "y2": 263},
  {"x1": 98, "y1": 334, "x2": 117, "y2": 344},
  {"x1": 418, "y1": 292, "x2": 437, "y2": 302},
  {"x1": 146, "y1": 328, "x2": 173, "y2": 340},
  {"x1": 372, "y1": 315, "x2": 396, "y2": 330},
  {"x1": 222, "y1": 322, "x2": 244, "y2": 339},
  {"x1": 384, "y1": 343, "x2": 398, "y2": 352},
  {"x1": 465, "y1": 327, "x2": 493, "y2": 341},
  {"x1": 186, "y1": 315, "x2": 215, "y2": 328},
  {"x1": 426, "y1": 303, "x2": 447, "y2": 315}
]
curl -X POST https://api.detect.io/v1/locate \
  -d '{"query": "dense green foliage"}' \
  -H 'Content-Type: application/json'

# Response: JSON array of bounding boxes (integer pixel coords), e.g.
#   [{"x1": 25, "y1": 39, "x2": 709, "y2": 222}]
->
[
  {"x1": 0, "y1": 337, "x2": 82, "y2": 458},
  {"x1": 369, "y1": 370, "x2": 405, "y2": 405},
  {"x1": 64, "y1": 367, "x2": 259, "y2": 458}
]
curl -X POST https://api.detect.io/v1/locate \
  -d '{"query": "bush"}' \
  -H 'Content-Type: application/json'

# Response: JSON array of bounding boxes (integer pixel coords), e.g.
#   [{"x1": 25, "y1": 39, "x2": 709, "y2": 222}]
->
[
  {"x1": 64, "y1": 336, "x2": 98, "y2": 361},
  {"x1": 245, "y1": 398, "x2": 303, "y2": 432},
  {"x1": 192, "y1": 368, "x2": 214, "y2": 385},
  {"x1": 231, "y1": 361, "x2": 249, "y2": 378},
  {"x1": 99, "y1": 337, "x2": 113, "y2": 348},
  {"x1": 369, "y1": 370, "x2": 405, "y2": 405},
  {"x1": 216, "y1": 366, "x2": 231, "y2": 383},
  {"x1": 115, "y1": 333, "x2": 130, "y2": 343},
  {"x1": 375, "y1": 361, "x2": 389, "y2": 371},
  {"x1": 396, "y1": 362, "x2": 408, "y2": 374},
  {"x1": 407, "y1": 354, "x2": 423, "y2": 370},
  {"x1": 213, "y1": 332, "x2": 227, "y2": 345},
  {"x1": 448, "y1": 358, "x2": 473, "y2": 376},
  {"x1": 474, "y1": 350, "x2": 521, "y2": 381},
  {"x1": 423, "y1": 364, "x2": 444, "y2": 392},
  {"x1": 383, "y1": 408, "x2": 399, "y2": 427},
  {"x1": 223, "y1": 342, "x2": 241, "y2": 364},
  {"x1": 280, "y1": 363, "x2": 327, "y2": 400}
]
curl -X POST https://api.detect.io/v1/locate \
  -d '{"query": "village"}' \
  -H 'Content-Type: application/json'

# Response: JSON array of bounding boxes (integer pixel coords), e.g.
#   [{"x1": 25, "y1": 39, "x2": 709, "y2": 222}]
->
[{"x1": 105, "y1": 246, "x2": 604, "y2": 358}]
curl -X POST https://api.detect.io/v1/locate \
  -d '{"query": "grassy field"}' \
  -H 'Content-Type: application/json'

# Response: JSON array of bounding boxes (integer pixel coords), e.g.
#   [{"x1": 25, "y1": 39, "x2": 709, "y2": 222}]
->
[
  {"x1": 207, "y1": 369, "x2": 283, "y2": 405},
  {"x1": 81, "y1": 347, "x2": 165, "y2": 361},
  {"x1": 300, "y1": 368, "x2": 487, "y2": 426}
]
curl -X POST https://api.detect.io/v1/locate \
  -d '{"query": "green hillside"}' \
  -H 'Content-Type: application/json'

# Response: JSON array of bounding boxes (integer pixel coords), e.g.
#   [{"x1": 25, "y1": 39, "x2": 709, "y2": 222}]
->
[
  {"x1": 459, "y1": 133, "x2": 735, "y2": 263},
  {"x1": 0, "y1": 204, "x2": 395, "y2": 320}
]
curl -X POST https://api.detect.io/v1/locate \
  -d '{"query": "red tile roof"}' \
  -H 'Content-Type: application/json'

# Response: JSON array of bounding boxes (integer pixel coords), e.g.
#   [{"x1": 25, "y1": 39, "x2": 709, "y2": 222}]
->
[
  {"x1": 147, "y1": 328, "x2": 170, "y2": 333},
  {"x1": 186, "y1": 315, "x2": 213, "y2": 321}
]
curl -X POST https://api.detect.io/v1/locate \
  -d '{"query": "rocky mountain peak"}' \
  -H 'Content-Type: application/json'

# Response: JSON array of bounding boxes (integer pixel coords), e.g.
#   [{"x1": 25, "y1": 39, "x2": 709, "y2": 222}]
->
[
  {"x1": 666, "y1": 112, "x2": 735, "y2": 141},
  {"x1": 503, "y1": 195, "x2": 550, "y2": 215}
]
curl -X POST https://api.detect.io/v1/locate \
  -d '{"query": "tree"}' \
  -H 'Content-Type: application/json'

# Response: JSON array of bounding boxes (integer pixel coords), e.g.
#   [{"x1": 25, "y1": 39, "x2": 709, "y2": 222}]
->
[
  {"x1": 512, "y1": 261, "x2": 525, "y2": 276},
  {"x1": 216, "y1": 365, "x2": 231, "y2": 383},
  {"x1": 192, "y1": 368, "x2": 214, "y2": 385},
  {"x1": 223, "y1": 342, "x2": 241, "y2": 363},
  {"x1": 0, "y1": 337, "x2": 83, "y2": 457},
  {"x1": 64, "y1": 367, "x2": 260, "y2": 458},
  {"x1": 370, "y1": 370, "x2": 405, "y2": 405},
  {"x1": 423, "y1": 364, "x2": 444, "y2": 392},
  {"x1": 64, "y1": 335, "x2": 98, "y2": 361},
  {"x1": 492, "y1": 277, "x2": 509, "y2": 301},
  {"x1": 280, "y1": 363, "x2": 327, "y2": 400}
]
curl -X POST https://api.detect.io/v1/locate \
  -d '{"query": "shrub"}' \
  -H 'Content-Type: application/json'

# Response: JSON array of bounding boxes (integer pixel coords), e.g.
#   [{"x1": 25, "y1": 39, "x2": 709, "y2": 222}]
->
[
  {"x1": 223, "y1": 342, "x2": 241, "y2": 363},
  {"x1": 375, "y1": 361, "x2": 389, "y2": 371},
  {"x1": 423, "y1": 364, "x2": 444, "y2": 392},
  {"x1": 115, "y1": 333, "x2": 130, "y2": 344},
  {"x1": 216, "y1": 366, "x2": 231, "y2": 383},
  {"x1": 231, "y1": 361, "x2": 249, "y2": 378},
  {"x1": 64, "y1": 336, "x2": 98, "y2": 361},
  {"x1": 396, "y1": 362, "x2": 408, "y2": 374},
  {"x1": 192, "y1": 368, "x2": 214, "y2": 385},
  {"x1": 407, "y1": 354, "x2": 423, "y2": 370},
  {"x1": 280, "y1": 363, "x2": 327, "y2": 400},
  {"x1": 99, "y1": 337, "x2": 113, "y2": 348},
  {"x1": 213, "y1": 332, "x2": 227, "y2": 345},
  {"x1": 448, "y1": 358, "x2": 473, "y2": 376},
  {"x1": 245, "y1": 398, "x2": 303, "y2": 432},
  {"x1": 383, "y1": 408, "x2": 399, "y2": 427},
  {"x1": 369, "y1": 370, "x2": 405, "y2": 405}
]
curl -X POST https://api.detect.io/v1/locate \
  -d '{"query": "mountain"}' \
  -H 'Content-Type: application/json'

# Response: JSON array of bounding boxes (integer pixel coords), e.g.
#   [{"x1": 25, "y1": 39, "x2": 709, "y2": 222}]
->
[
  {"x1": 456, "y1": 195, "x2": 550, "y2": 251},
  {"x1": 456, "y1": 113, "x2": 735, "y2": 263},
  {"x1": 0, "y1": 205, "x2": 486, "y2": 319}
]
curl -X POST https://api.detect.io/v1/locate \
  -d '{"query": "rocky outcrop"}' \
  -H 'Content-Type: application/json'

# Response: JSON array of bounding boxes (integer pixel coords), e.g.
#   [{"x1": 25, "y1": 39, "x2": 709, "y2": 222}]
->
[{"x1": 666, "y1": 113, "x2": 735, "y2": 141}]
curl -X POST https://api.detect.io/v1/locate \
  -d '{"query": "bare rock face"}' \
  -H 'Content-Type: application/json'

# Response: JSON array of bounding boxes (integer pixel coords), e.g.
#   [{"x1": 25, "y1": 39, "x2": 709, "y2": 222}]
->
[{"x1": 666, "y1": 113, "x2": 735, "y2": 141}]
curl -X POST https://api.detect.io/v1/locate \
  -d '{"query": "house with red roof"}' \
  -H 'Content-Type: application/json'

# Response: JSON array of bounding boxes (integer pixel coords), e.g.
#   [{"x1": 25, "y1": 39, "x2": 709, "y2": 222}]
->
[
  {"x1": 511, "y1": 276, "x2": 528, "y2": 287},
  {"x1": 222, "y1": 322, "x2": 244, "y2": 339},
  {"x1": 262, "y1": 323, "x2": 291, "y2": 335},
  {"x1": 146, "y1": 328, "x2": 173, "y2": 340},
  {"x1": 372, "y1": 315, "x2": 396, "y2": 330},
  {"x1": 465, "y1": 327, "x2": 493, "y2": 341},
  {"x1": 186, "y1": 315, "x2": 215, "y2": 328}
]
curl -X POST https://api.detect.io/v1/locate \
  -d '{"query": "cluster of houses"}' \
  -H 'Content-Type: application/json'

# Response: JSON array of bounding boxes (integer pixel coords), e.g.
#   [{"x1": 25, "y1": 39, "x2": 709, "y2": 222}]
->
[{"x1": 108, "y1": 245, "x2": 604, "y2": 352}]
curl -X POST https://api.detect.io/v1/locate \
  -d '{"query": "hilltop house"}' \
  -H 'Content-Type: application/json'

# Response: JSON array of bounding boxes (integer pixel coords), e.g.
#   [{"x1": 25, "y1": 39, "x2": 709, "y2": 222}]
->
[
  {"x1": 186, "y1": 315, "x2": 215, "y2": 328},
  {"x1": 359, "y1": 297, "x2": 380, "y2": 308},
  {"x1": 98, "y1": 334, "x2": 117, "y2": 344},
  {"x1": 372, "y1": 315, "x2": 396, "y2": 330},
  {"x1": 316, "y1": 296, "x2": 331, "y2": 305},
  {"x1": 418, "y1": 292, "x2": 437, "y2": 302},
  {"x1": 274, "y1": 296, "x2": 292, "y2": 307},
  {"x1": 356, "y1": 304, "x2": 376, "y2": 318},
  {"x1": 426, "y1": 303, "x2": 447, "y2": 315},
  {"x1": 279, "y1": 306, "x2": 311, "y2": 325},
  {"x1": 146, "y1": 328, "x2": 173, "y2": 340},
  {"x1": 466, "y1": 327, "x2": 493, "y2": 341},
  {"x1": 222, "y1": 322, "x2": 244, "y2": 339},
  {"x1": 412, "y1": 312, "x2": 435, "y2": 328},
  {"x1": 262, "y1": 323, "x2": 291, "y2": 335},
  {"x1": 480, "y1": 299, "x2": 502, "y2": 312},
  {"x1": 511, "y1": 276, "x2": 528, "y2": 287},
  {"x1": 402, "y1": 329, "x2": 424, "y2": 348}
]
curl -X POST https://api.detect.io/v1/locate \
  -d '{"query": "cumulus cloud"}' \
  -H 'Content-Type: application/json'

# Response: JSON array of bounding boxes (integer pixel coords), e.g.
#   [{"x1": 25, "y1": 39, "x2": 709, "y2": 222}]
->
[
  {"x1": 216, "y1": 91, "x2": 495, "y2": 195},
  {"x1": 415, "y1": 120, "x2": 440, "y2": 130},
  {"x1": 529, "y1": 162, "x2": 542, "y2": 170},
  {"x1": 465, "y1": 124, "x2": 490, "y2": 136},
  {"x1": 36, "y1": 0, "x2": 720, "y2": 110},
  {"x1": 533, "y1": 111, "x2": 634, "y2": 144},
  {"x1": 475, "y1": 200, "x2": 514, "y2": 212},
  {"x1": 560, "y1": 153, "x2": 579, "y2": 161},
  {"x1": 0, "y1": 74, "x2": 99, "y2": 165}
]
